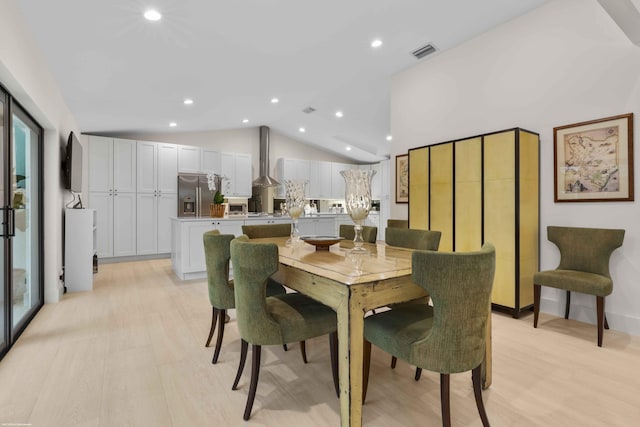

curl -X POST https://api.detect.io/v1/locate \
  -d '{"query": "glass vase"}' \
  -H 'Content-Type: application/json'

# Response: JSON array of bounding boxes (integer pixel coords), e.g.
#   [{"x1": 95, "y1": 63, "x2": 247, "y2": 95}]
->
[
  {"x1": 341, "y1": 169, "x2": 376, "y2": 252},
  {"x1": 284, "y1": 179, "x2": 307, "y2": 246}
]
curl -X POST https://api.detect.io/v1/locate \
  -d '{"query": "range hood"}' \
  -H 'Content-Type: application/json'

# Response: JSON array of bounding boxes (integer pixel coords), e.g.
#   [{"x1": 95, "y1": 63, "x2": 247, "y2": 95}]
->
[{"x1": 252, "y1": 125, "x2": 281, "y2": 187}]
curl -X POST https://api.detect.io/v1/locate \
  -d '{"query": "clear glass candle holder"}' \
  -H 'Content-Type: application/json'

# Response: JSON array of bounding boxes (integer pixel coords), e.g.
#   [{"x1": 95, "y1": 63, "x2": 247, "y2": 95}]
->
[
  {"x1": 340, "y1": 169, "x2": 376, "y2": 252},
  {"x1": 284, "y1": 179, "x2": 307, "y2": 246}
]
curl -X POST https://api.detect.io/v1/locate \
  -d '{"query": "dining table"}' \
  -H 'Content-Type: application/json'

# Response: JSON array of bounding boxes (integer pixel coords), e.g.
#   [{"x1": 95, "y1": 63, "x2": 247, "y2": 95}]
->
[{"x1": 253, "y1": 237, "x2": 492, "y2": 427}]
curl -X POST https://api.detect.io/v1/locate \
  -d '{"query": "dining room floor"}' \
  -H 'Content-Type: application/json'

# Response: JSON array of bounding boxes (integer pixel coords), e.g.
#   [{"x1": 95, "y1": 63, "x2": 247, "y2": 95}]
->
[{"x1": 1, "y1": 258, "x2": 639, "y2": 426}]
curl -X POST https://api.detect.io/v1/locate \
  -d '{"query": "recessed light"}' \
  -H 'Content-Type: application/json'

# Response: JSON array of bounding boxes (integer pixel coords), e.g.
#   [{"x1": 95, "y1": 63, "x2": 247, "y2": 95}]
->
[
  {"x1": 271, "y1": 97, "x2": 279, "y2": 104},
  {"x1": 183, "y1": 99, "x2": 193, "y2": 105},
  {"x1": 169, "y1": 122, "x2": 177, "y2": 127},
  {"x1": 242, "y1": 118, "x2": 249, "y2": 124},
  {"x1": 386, "y1": 135, "x2": 393, "y2": 141},
  {"x1": 371, "y1": 39, "x2": 383, "y2": 48},
  {"x1": 335, "y1": 111, "x2": 343, "y2": 118},
  {"x1": 144, "y1": 9, "x2": 162, "y2": 21},
  {"x1": 299, "y1": 127, "x2": 306, "y2": 133},
  {"x1": 346, "y1": 146, "x2": 352, "y2": 151}
]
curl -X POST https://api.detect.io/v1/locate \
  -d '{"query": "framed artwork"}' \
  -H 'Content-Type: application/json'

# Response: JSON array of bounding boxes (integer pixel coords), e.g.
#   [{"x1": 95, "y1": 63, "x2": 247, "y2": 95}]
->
[
  {"x1": 554, "y1": 113, "x2": 634, "y2": 202},
  {"x1": 396, "y1": 154, "x2": 409, "y2": 203}
]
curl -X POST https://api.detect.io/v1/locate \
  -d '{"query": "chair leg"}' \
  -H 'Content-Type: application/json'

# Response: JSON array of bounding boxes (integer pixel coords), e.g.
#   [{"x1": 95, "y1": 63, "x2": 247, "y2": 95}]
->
[
  {"x1": 390, "y1": 356, "x2": 397, "y2": 369},
  {"x1": 597, "y1": 296, "x2": 605, "y2": 347},
  {"x1": 415, "y1": 368, "x2": 422, "y2": 381},
  {"x1": 440, "y1": 373, "x2": 451, "y2": 427},
  {"x1": 565, "y1": 290, "x2": 571, "y2": 319},
  {"x1": 363, "y1": 340, "x2": 372, "y2": 403},
  {"x1": 212, "y1": 309, "x2": 226, "y2": 364},
  {"x1": 283, "y1": 344, "x2": 288, "y2": 351},
  {"x1": 533, "y1": 284, "x2": 541, "y2": 328},
  {"x1": 232, "y1": 339, "x2": 248, "y2": 390},
  {"x1": 300, "y1": 341, "x2": 308, "y2": 364},
  {"x1": 604, "y1": 314, "x2": 610, "y2": 330},
  {"x1": 329, "y1": 332, "x2": 339, "y2": 398},
  {"x1": 472, "y1": 365, "x2": 491, "y2": 427},
  {"x1": 243, "y1": 345, "x2": 262, "y2": 421},
  {"x1": 205, "y1": 307, "x2": 218, "y2": 347}
]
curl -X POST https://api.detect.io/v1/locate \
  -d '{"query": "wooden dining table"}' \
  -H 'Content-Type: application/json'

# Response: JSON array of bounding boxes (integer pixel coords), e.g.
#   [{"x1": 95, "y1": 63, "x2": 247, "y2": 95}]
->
[{"x1": 253, "y1": 237, "x2": 492, "y2": 427}]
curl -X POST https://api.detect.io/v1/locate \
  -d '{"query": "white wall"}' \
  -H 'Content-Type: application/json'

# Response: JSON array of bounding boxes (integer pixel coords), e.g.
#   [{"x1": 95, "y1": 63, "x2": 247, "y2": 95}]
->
[
  {"x1": 390, "y1": 0, "x2": 640, "y2": 335},
  {"x1": 0, "y1": 0, "x2": 80, "y2": 303}
]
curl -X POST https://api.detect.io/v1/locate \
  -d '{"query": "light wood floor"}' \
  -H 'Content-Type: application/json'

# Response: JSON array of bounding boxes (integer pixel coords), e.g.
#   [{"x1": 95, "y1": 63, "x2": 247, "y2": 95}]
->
[{"x1": 1, "y1": 259, "x2": 639, "y2": 426}]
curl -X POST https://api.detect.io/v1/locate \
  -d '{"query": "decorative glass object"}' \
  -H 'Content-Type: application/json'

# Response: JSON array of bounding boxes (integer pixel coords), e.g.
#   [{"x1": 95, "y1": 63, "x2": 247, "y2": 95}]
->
[
  {"x1": 284, "y1": 179, "x2": 308, "y2": 246},
  {"x1": 341, "y1": 169, "x2": 376, "y2": 252}
]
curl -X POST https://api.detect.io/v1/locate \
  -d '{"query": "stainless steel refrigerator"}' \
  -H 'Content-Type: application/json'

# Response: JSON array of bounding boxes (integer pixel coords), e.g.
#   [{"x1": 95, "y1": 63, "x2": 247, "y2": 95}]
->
[{"x1": 177, "y1": 173, "x2": 213, "y2": 217}]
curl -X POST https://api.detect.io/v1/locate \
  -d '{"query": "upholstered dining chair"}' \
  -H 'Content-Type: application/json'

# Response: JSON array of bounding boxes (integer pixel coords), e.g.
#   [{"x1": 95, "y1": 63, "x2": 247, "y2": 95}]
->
[
  {"x1": 387, "y1": 219, "x2": 409, "y2": 229},
  {"x1": 533, "y1": 226, "x2": 625, "y2": 347},
  {"x1": 203, "y1": 230, "x2": 304, "y2": 364},
  {"x1": 384, "y1": 227, "x2": 442, "y2": 380},
  {"x1": 230, "y1": 236, "x2": 339, "y2": 420},
  {"x1": 339, "y1": 224, "x2": 378, "y2": 243},
  {"x1": 363, "y1": 243, "x2": 496, "y2": 427}
]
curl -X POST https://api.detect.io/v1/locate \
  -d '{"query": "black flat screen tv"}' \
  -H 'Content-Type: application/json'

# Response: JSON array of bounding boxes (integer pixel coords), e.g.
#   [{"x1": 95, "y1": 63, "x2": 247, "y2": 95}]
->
[{"x1": 64, "y1": 131, "x2": 83, "y2": 193}]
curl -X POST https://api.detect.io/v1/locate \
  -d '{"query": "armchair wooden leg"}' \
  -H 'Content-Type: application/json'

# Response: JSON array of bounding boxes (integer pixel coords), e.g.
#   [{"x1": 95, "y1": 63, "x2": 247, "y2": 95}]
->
[
  {"x1": 212, "y1": 309, "x2": 226, "y2": 364},
  {"x1": 205, "y1": 307, "x2": 218, "y2": 347},
  {"x1": 232, "y1": 339, "x2": 248, "y2": 390},
  {"x1": 390, "y1": 356, "x2": 397, "y2": 369},
  {"x1": 472, "y1": 365, "x2": 491, "y2": 427},
  {"x1": 363, "y1": 340, "x2": 372, "y2": 403},
  {"x1": 300, "y1": 341, "x2": 308, "y2": 364},
  {"x1": 440, "y1": 373, "x2": 451, "y2": 427},
  {"x1": 243, "y1": 345, "x2": 262, "y2": 421},
  {"x1": 415, "y1": 368, "x2": 422, "y2": 381},
  {"x1": 604, "y1": 314, "x2": 610, "y2": 330},
  {"x1": 565, "y1": 291, "x2": 571, "y2": 319},
  {"x1": 329, "y1": 332, "x2": 339, "y2": 398},
  {"x1": 283, "y1": 344, "x2": 288, "y2": 351},
  {"x1": 597, "y1": 296, "x2": 605, "y2": 347},
  {"x1": 533, "y1": 284, "x2": 541, "y2": 328}
]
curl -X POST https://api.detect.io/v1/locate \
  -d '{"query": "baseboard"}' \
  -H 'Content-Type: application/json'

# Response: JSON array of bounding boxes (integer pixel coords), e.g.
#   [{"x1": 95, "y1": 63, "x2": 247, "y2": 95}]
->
[{"x1": 98, "y1": 253, "x2": 171, "y2": 264}]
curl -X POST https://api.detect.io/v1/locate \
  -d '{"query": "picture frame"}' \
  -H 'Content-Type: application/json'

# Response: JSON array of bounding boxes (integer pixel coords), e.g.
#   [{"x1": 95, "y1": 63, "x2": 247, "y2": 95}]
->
[
  {"x1": 396, "y1": 154, "x2": 409, "y2": 203},
  {"x1": 554, "y1": 113, "x2": 634, "y2": 202}
]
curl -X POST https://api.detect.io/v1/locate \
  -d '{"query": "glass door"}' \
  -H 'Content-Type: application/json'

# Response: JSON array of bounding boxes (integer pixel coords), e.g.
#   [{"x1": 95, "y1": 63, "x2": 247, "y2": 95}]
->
[{"x1": 0, "y1": 89, "x2": 6, "y2": 355}]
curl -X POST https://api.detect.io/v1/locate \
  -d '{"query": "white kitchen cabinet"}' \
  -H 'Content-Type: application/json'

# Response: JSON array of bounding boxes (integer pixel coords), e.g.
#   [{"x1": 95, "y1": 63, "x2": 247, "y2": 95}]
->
[
  {"x1": 309, "y1": 161, "x2": 332, "y2": 199},
  {"x1": 220, "y1": 152, "x2": 252, "y2": 197},
  {"x1": 90, "y1": 191, "x2": 137, "y2": 258},
  {"x1": 201, "y1": 149, "x2": 221, "y2": 173},
  {"x1": 64, "y1": 209, "x2": 95, "y2": 292},
  {"x1": 137, "y1": 141, "x2": 178, "y2": 194},
  {"x1": 249, "y1": 217, "x2": 292, "y2": 226},
  {"x1": 89, "y1": 136, "x2": 136, "y2": 193},
  {"x1": 378, "y1": 159, "x2": 391, "y2": 241},
  {"x1": 299, "y1": 217, "x2": 334, "y2": 236},
  {"x1": 177, "y1": 145, "x2": 201, "y2": 173},
  {"x1": 331, "y1": 162, "x2": 356, "y2": 199},
  {"x1": 136, "y1": 192, "x2": 177, "y2": 255},
  {"x1": 276, "y1": 158, "x2": 311, "y2": 197},
  {"x1": 371, "y1": 163, "x2": 382, "y2": 200}
]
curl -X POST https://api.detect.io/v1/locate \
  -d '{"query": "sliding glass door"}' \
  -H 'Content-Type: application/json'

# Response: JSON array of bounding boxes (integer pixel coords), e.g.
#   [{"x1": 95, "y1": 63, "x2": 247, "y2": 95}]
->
[{"x1": 0, "y1": 84, "x2": 43, "y2": 360}]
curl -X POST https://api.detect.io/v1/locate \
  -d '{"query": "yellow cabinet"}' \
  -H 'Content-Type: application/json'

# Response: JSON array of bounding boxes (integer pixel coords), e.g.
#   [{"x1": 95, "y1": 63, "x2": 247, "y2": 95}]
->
[{"x1": 408, "y1": 128, "x2": 539, "y2": 317}]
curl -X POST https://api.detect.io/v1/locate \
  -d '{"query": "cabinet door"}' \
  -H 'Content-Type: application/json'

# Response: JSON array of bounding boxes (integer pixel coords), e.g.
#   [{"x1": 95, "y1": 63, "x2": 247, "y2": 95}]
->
[
  {"x1": 234, "y1": 154, "x2": 252, "y2": 197},
  {"x1": 113, "y1": 192, "x2": 137, "y2": 257},
  {"x1": 90, "y1": 192, "x2": 113, "y2": 258},
  {"x1": 113, "y1": 138, "x2": 136, "y2": 192},
  {"x1": 157, "y1": 143, "x2": 178, "y2": 193},
  {"x1": 201, "y1": 149, "x2": 221, "y2": 173},
  {"x1": 186, "y1": 222, "x2": 217, "y2": 273},
  {"x1": 220, "y1": 153, "x2": 235, "y2": 195},
  {"x1": 331, "y1": 162, "x2": 354, "y2": 199},
  {"x1": 136, "y1": 193, "x2": 157, "y2": 255},
  {"x1": 370, "y1": 163, "x2": 381, "y2": 199},
  {"x1": 297, "y1": 218, "x2": 314, "y2": 236},
  {"x1": 217, "y1": 219, "x2": 245, "y2": 236},
  {"x1": 89, "y1": 136, "x2": 113, "y2": 192},
  {"x1": 137, "y1": 141, "x2": 157, "y2": 193},
  {"x1": 157, "y1": 193, "x2": 176, "y2": 253},
  {"x1": 316, "y1": 218, "x2": 335, "y2": 235},
  {"x1": 178, "y1": 145, "x2": 201, "y2": 173},
  {"x1": 309, "y1": 161, "x2": 331, "y2": 199}
]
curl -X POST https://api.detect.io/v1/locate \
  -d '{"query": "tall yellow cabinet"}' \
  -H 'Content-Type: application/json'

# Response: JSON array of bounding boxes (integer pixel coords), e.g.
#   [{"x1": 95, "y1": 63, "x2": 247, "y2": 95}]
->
[{"x1": 408, "y1": 128, "x2": 539, "y2": 317}]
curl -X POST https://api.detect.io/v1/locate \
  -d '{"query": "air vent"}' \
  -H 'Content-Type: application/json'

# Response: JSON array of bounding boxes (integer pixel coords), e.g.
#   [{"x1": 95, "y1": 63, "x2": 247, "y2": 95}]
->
[
  {"x1": 412, "y1": 43, "x2": 437, "y2": 59},
  {"x1": 302, "y1": 107, "x2": 316, "y2": 114}
]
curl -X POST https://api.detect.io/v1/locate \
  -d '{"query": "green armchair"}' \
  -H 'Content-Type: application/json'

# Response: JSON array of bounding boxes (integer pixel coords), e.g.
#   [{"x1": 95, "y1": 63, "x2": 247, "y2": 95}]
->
[
  {"x1": 387, "y1": 219, "x2": 409, "y2": 229},
  {"x1": 363, "y1": 243, "x2": 496, "y2": 427},
  {"x1": 241, "y1": 223, "x2": 291, "y2": 239},
  {"x1": 339, "y1": 224, "x2": 377, "y2": 243},
  {"x1": 533, "y1": 226, "x2": 625, "y2": 347},
  {"x1": 230, "y1": 236, "x2": 339, "y2": 421}
]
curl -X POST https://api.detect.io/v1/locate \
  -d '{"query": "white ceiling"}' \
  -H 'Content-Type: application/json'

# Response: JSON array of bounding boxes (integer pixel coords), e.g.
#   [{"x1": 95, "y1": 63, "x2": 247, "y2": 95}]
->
[{"x1": 16, "y1": 0, "x2": 548, "y2": 162}]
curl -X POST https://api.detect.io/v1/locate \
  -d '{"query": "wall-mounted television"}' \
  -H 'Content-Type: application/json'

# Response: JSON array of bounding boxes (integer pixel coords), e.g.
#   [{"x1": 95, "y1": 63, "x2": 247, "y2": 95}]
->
[{"x1": 64, "y1": 131, "x2": 83, "y2": 193}]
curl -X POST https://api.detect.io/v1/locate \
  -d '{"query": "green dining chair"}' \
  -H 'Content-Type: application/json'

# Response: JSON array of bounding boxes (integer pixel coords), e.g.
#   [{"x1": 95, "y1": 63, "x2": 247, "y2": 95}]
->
[
  {"x1": 339, "y1": 224, "x2": 378, "y2": 243},
  {"x1": 203, "y1": 230, "x2": 303, "y2": 364},
  {"x1": 230, "y1": 236, "x2": 339, "y2": 420},
  {"x1": 533, "y1": 226, "x2": 625, "y2": 347},
  {"x1": 387, "y1": 219, "x2": 409, "y2": 229},
  {"x1": 384, "y1": 227, "x2": 442, "y2": 380},
  {"x1": 363, "y1": 243, "x2": 496, "y2": 427}
]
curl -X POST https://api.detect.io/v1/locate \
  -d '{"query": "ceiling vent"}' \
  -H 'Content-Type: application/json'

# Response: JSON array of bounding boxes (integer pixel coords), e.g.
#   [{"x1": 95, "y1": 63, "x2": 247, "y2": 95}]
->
[
  {"x1": 412, "y1": 43, "x2": 437, "y2": 59},
  {"x1": 302, "y1": 106, "x2": 316, "y2": 114}
]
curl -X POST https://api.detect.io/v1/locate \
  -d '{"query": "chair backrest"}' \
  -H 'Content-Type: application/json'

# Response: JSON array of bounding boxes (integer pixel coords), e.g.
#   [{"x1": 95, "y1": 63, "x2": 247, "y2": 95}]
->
[
  {"x1": 339, "y1": 224, "x2": 378, "y2": 243},
  {"x1": 242, "y1": 223, "x2": 291, "y2": 238},
  {"x1": 387, "y1": 219, "x2": 409, "y2": 229},
  {"x1": 385, "y1": 228, "x2": 441, "y2": 251},
  {"x1": 230, "y1": 236, "x2": 283, "y2": 345},
  {"x1": 548, "y1": 226, "x2": 625, "y2": 278},
  {"x1": 410, "y1": 243, "x2": 495, "y2": 374},
  {"x1": 203, "y1": 230, "x2": 236, "y2": 309}
]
